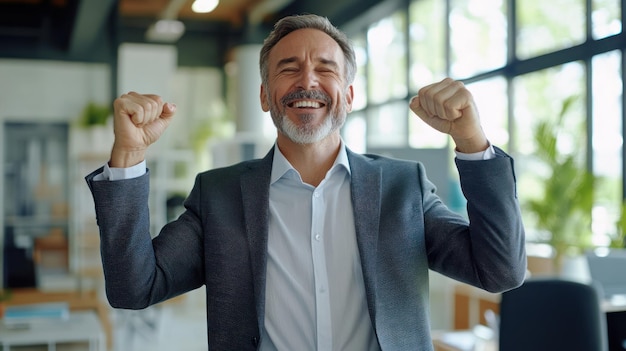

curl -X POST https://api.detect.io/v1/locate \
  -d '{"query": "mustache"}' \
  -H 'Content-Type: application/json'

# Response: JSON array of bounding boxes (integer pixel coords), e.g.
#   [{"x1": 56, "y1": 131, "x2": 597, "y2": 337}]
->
[{"x1": 280, "y1": 90, "x2": 331, "y2": 106}]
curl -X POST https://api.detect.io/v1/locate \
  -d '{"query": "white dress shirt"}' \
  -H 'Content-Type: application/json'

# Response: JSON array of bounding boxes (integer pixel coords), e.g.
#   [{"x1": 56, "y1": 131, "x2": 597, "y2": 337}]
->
[{"x1": 260, "y1": 143, "x2": 378, "y2": 351}]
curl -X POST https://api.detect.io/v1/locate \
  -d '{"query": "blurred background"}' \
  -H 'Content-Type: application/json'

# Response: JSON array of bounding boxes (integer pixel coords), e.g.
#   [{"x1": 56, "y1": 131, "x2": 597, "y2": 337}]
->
[{"x1": 0, "y1": 0, "x2": 625, "y2": 350}]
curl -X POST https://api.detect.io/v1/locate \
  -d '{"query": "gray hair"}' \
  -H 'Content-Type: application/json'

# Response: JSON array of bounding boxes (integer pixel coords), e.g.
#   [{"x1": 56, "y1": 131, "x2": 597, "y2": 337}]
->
[{"x1": 259, "y1": 14, "x2": 357, "y2": 89}]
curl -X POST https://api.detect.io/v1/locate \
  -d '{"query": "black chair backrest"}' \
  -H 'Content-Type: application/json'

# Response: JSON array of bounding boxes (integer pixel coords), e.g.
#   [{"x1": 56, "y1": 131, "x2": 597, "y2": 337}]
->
[{"x1": 499, "y1": 278, "x2": 608, "y2": 351}]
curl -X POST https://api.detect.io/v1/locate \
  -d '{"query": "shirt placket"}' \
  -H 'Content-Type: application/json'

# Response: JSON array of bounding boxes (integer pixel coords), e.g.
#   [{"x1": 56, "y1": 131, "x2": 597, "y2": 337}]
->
[{"x1": 310, "y1": 186, "x2": 332, "y2": 350}]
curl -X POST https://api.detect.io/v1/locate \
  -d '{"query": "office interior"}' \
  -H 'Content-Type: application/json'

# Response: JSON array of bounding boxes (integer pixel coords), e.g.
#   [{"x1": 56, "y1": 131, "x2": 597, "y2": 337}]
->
[{"x1": 1, "y1": 0, "x2": 626, "y2": 350}]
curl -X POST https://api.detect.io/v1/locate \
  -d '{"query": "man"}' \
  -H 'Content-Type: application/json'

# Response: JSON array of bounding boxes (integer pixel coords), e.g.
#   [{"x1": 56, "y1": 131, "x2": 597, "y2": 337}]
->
[{"x1": 86, "y1": 14, "x2": 526, "y2": 351}]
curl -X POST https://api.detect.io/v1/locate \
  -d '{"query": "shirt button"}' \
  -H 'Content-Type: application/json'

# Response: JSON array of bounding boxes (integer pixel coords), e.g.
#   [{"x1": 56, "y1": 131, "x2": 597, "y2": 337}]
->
[
  {"x1": 313, "y1": 191, "x2": 320, "y2": 198},
  {"x1": 315, "y1": 234, "x2": 321, "y2": 241}
]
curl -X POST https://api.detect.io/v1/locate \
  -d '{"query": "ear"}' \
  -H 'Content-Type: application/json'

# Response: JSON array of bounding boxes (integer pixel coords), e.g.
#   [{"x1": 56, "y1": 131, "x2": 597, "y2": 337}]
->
[
  {"x1": 345, "y1": 84, "x2": 354, "y2": 113},
  {"x1": 260, "y1": 84, "x2": 270, "y2": 112}
]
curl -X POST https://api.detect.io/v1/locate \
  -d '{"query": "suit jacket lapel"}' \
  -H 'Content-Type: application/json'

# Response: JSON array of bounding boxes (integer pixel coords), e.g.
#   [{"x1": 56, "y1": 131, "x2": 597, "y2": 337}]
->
[
  {"x1": 240, "y1": 148, "x2": 274, "y2": 333},
  {"x1": 347, "y1": 149, "x2": 382, "y2": 326}
]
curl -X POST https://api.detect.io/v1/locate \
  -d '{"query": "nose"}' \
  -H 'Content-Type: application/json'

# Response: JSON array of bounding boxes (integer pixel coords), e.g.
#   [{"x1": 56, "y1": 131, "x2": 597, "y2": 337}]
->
[{"x1": 296, "y1": 66, "x2": 319, "y2": 90}]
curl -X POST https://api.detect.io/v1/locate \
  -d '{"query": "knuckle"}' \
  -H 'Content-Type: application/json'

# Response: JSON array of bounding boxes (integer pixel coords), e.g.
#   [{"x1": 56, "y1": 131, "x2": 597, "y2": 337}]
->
[
  {"x1": 433, "y1": 91, "x2": 446, "y2": 105},
  {"x1": 444, "y1": 103, "x2": 456, "y2": 116},
  {"x1": 451, "y1": 80, "x2": 464, "y2": 89},
  {"x1": 145, "y1": 94, "x2": 163, "y2": 104}
]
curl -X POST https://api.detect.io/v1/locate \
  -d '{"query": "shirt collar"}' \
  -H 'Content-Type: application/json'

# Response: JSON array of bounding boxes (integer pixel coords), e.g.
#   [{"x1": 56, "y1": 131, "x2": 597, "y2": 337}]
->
[{"x1": 270, "y1": 140, "x2": 351, "y2": 185}]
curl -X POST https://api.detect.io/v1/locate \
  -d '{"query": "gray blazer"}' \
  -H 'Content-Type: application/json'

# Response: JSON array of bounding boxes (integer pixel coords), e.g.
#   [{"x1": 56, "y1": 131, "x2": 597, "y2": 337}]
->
[{"x1": 85, "y1": 146, "x2": 526, "y2": 350}]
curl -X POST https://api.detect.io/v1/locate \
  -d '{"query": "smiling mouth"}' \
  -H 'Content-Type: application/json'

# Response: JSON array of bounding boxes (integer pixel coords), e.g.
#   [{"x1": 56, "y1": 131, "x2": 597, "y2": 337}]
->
[{"x1": 288, "y1": 100, "x2": 325, "y2": 108}]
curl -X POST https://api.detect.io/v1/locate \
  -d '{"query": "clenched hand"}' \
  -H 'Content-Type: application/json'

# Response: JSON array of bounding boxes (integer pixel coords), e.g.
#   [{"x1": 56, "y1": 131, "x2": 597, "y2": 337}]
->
[
  {"x1": 409, "y1": 78, "x2": 489, "y2": 153},
  {"x1": 109, "y1": 92, "x2": 176, "y2": 168}
]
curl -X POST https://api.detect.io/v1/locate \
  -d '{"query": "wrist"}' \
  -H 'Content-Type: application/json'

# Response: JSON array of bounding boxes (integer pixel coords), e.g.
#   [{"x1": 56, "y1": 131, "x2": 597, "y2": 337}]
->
[
  {"x1": 453, "y1": 134, "x2": 490, "y2": 154},
  {"x1": 109, "y1": 144, "x2": 146, "y2": 168}
]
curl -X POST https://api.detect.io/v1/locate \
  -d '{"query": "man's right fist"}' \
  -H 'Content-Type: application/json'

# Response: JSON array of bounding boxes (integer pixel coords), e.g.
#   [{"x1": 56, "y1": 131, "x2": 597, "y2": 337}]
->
[{"x1": 109, "y1": 92, "x2": 176, "y2": 168}]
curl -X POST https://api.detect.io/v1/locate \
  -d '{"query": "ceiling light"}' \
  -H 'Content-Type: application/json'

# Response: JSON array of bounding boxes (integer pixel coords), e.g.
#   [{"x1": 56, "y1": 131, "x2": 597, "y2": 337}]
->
[
  {"x1": 192, "y1": 0, "x2": 219, "y2": 13},
  {"x1": 146, "y1": 19, "x2": 185, "y2": 43}
]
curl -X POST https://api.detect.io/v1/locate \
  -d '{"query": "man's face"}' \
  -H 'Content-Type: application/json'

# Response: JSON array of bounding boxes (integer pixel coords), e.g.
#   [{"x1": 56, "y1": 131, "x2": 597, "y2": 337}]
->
[{"x1": 260, "y1": 28, "x2": 354, "y2": 144}]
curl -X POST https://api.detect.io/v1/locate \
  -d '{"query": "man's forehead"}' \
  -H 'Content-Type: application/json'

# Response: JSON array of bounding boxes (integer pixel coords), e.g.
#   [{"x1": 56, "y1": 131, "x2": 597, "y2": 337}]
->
[{"x1": 270, "y1": 28, "x2": 342, "y2": 61}]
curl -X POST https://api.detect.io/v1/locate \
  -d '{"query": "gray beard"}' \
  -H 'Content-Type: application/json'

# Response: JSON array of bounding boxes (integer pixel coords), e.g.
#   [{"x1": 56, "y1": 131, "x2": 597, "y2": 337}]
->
[
  {"x1": 269, "y1": 97, "x2": 347, "y2": 145},
  {"x1": 276, "y1": 112, "x2": 335, "y2": 144}
]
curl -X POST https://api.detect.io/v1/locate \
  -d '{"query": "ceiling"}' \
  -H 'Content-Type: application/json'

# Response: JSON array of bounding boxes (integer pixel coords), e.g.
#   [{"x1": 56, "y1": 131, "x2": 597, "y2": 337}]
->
[{"x1": 0, "y1": 0, "x2": 387, "y2": 66}]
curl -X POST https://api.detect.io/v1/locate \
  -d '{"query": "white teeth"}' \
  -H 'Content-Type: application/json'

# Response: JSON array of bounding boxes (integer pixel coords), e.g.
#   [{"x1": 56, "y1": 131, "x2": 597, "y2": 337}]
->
[{"x1": 292, "y1": 100, "x2": 321, "y2": 108}]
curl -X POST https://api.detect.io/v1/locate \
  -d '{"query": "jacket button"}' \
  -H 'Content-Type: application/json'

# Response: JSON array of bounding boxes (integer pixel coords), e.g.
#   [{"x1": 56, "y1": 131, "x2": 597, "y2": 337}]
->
[{"x1": 251, "y1": 336, "x2": 259, "y2": 347}]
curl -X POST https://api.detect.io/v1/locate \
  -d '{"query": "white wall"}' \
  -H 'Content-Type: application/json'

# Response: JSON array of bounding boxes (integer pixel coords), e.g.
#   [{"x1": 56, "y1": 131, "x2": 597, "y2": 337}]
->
[{"x1": 0, "y1": 59, "x2": 111, "y2": 121}]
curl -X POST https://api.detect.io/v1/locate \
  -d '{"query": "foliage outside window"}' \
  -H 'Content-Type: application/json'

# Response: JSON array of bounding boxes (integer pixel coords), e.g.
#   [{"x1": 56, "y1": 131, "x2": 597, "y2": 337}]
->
[
  {"x1": 525, "y1": 95, "x2": 595, "y2": 270},
  {"x1": 517, "y1": 0, "x2": 585, "y2": 59},
  {"x1": 592, "y1": 0, "x2": 621, "y2": 39},
  {"x1": 513, "y1": 63, "x2": 586, "y2": 246},
  {"x1": 449, "y1": 0, "x2": 507, "y2": 78}
]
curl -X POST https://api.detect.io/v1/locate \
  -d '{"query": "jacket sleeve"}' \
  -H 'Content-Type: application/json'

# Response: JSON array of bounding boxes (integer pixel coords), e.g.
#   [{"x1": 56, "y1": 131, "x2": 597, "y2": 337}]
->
[
  {"x1": 424, "y1": 147, "x2": 527, "y2": 293},
  {"x1": 85, "y1": 168, "x2": 205, "y2": 309}
]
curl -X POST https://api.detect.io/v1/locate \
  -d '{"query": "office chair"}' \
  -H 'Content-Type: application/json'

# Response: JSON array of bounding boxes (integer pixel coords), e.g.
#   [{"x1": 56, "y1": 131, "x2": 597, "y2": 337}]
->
[{"x1": 499, "y1": 278, "x2": 608, "y2": 351}]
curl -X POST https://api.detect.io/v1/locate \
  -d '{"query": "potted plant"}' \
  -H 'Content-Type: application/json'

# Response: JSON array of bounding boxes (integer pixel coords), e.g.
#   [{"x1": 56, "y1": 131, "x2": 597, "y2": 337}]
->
[
  {"x1": 74, "y1": 101, "x2": 113, "y2": 154},
  {"x1": 78, "y1": 102, "x2": 111, "y2": 127},
  {"x1": 525, "y1": 96, "x2": 595, "y2": 273}
]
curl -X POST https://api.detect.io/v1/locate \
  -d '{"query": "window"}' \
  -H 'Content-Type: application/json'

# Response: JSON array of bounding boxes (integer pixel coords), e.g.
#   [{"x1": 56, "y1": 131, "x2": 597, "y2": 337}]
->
[
  {"x1": 466, "y1": 77, "x2": 508, "y2": 148},
  {"x1": 409, "y1": 0, "x2": 447, "y2": 90},
  {"x1": 513, "y1": 63, "x2": 586, "y2": 240},
  {"x1": 352, "y1": 35, "x2": 368, "y2": 112},
  {"x1": 408, "y1": 0, "x2": 448, "y2": 148},
  {"x1": 367, "y1": 11, "x2": 407, "y2": 104},
  {"x1": 516, "y1": 0, "x2": 585, "y2": 59},
  {"x1": 449, "y1": 0, "x2": 507, "y2": 78},
  {"x1": 342, "y1": 0, "x2": 626, "y2": 249},
  {"x1": 592, "y1": 0, "x2": 621, "y2": 39},
  {"x1": 592, "y1": 50, "x2": 623, "y2": 246},
  {"x1": 367, "y1": 101, "x2": 408, "y2": 148}
]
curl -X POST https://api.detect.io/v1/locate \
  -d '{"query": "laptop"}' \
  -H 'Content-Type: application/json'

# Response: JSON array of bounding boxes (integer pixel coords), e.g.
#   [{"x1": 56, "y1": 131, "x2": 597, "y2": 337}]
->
[{"x1": 586, "y1": 248, "x2": 626, "y2": 300}]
